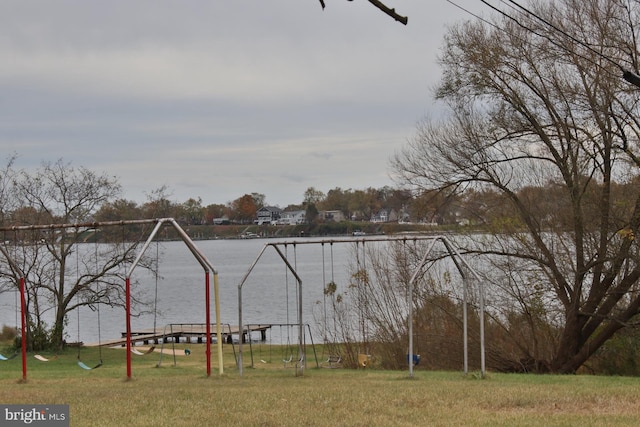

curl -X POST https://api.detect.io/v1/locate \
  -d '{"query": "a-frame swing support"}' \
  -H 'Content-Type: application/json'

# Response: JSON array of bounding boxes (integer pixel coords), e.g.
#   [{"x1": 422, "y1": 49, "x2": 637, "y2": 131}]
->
[
  {"x1": 0, "y1": 218, "x2": 223, "y2": 381},
  {"x1": 237, "y1": 235, "x2": 485, "y2": 378},
  {"x1": 237, "y1": 243, "x2": 304, "y2": 377},
  {"x1": 126, "y1": 218, "x2": 223, "y2": 378},
  {"x1": 405, "y1": 236, "x2": 485, "y2": 378}
]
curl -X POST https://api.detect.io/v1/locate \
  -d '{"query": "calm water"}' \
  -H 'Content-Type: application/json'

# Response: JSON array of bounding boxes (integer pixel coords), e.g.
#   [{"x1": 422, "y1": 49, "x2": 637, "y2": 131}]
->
[{"x1": 0, "y1": 237, "x2": 360, "y2": 345}]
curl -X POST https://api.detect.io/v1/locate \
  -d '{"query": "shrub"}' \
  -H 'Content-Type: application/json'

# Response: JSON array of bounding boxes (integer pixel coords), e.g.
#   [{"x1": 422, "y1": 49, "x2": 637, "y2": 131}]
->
[{"x1": 0, "y1": 325, "x2": 17, "y2": 342}]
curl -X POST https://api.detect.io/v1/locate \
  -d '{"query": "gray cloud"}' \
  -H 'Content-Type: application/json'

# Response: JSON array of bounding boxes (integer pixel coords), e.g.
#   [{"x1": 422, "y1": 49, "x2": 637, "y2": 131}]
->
[{"x1": 0, "y1": 0, "x2": 481, "y2": 207}]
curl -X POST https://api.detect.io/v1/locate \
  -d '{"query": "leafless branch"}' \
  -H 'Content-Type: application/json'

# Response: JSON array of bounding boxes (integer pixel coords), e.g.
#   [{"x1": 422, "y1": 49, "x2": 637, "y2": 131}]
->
[
  {"x1": 367, "y1": 0, "x2": 408, "y2": 25},
  {"x1": 319, "y1": 0, "x2": 408, "y2": 25}
]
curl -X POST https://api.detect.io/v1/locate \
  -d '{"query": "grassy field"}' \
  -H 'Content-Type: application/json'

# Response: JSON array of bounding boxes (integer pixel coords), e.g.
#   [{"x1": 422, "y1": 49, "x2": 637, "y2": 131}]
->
[{"x1": 0, "y1": 344, "x2": 639, "y2": 426}]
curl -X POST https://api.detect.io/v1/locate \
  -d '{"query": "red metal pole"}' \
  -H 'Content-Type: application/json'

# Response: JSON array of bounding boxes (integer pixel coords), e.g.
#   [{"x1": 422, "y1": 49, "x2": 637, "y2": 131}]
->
[
  {"x1": 205, "y1": 272, "x2": 211, "y2": 377},
  {"x1": 126, "y1": 277, "x2": 132, "y2": 378},
  {"x1": 20, "y1": 277, "x2": 27, "y2": 382}
]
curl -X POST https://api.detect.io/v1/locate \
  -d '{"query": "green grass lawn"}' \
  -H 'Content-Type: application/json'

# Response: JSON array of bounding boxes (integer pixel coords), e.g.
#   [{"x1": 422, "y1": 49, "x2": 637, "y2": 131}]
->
[{"x1": 0, "y1": 344, "x2": 639, "y2": 426}]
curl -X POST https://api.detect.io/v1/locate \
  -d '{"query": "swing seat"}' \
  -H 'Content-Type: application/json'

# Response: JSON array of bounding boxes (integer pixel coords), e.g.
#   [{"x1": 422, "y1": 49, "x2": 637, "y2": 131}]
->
[
  {"x1": 358, "y1": 353, "x2": 372, "y2": 368},
  {"x1": 77, "y1": 359, "x2": 103, "y2": 370},
  {"x1": 322, "y1": 354, "x2": 342, "y2": 368},
  {"x1": 283, "y1": 354, "x2": 305, "y2": 367},
  {"x1": 0, "y1": 352, "x2": 18, "y2": 361},
  {"x1": 131, "y1": 346, "x2": 155, "y2": 356},
  {"x1": 34, "y1": 354, "x2": 58, "y2": 362},
  {"x1": 407, "y1": 353, "x2": 421, "y2": 366}
]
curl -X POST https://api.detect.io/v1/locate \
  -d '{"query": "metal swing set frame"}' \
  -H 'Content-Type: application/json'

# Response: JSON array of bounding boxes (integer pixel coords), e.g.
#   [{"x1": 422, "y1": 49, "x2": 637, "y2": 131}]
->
[
  {"x1": 237, "y1": 235, "x2": 486, "y2": 378},
  {"x1": 0, "y1": 218, "x2": 224, "y2": 382}
]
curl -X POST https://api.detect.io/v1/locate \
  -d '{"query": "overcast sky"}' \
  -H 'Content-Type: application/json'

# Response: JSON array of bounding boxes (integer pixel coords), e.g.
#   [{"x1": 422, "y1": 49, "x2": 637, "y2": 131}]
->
[{"x1": 1, "y1": 0, "x2": 485, "y2": 207}]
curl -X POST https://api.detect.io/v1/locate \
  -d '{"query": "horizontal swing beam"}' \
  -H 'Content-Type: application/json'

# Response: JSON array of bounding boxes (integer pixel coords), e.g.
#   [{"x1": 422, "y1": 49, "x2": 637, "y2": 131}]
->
[
  {"x1": 0, "y1": 218, "x2": 163, "y2": 232},
  {"x1": 261, "y1": 235, "x2": 452, "y2": 247}
]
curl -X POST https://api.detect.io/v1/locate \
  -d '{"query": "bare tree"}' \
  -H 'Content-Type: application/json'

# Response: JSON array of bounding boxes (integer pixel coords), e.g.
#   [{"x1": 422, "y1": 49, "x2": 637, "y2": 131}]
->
[
  {"x1": 392, "y1": 0, "x2": 640, "y2": 373},
  {"x1": 1, "y1": 160, "x2": 151, "y2": 351},
  {"x1": 0, "y1": 154, "x2": 17, "y2": 224}
]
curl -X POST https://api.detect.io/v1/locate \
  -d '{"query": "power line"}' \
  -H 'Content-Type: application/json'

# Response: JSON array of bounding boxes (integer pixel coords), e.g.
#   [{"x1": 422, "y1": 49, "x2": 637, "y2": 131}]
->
[
  {"x1": 500, "y1": 0, "x2": 640, "y2": 87},
  {"x1": 445, "y1": 0, "x2": 499, "y2": 30},
  {"x1": 478, "y1": 0, "x2": 619, "y2": 80},
  {"x1": 445, "y1": 0, "x2": 640, "y2": 88},
  {"x1": 504, "y1": 0, "x2": 621, "y2": 69}
]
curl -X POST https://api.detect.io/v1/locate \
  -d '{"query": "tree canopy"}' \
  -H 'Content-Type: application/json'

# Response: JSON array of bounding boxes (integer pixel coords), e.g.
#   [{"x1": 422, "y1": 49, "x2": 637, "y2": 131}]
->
[{"x1": 392, "y1": 0, "x2": 640, "y2": 373}]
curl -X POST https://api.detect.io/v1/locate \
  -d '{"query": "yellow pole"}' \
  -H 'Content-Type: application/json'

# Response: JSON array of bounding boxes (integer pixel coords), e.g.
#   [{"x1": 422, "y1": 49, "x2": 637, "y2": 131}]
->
[{"x1": 214, "y1": 273, "x2": 224, "y2": 374}]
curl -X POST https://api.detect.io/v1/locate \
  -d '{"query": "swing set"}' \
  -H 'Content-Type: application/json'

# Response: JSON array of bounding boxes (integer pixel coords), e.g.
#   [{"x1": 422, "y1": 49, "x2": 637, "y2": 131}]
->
[
  {"x1": 236, "y1": 235, "x2": 486, "y2": 378},
  {"x1": 237, "y1": 242, "x2": 305, "y2": 376},
  {"x1": 0, "y1": 218, "x2": 224, "y2": 381}
]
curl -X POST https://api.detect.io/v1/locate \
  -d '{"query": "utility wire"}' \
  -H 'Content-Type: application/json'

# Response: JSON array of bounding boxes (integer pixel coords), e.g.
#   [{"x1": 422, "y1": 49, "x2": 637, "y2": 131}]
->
[
  {"x1": 504, "y1": 0, "x2": 621, "y2": 69},
  {"x1": 445, "y1": 0, "x2": 499, "y2": 30},
  {"x1": 481, "y1": 0, "x2": 619, "y2": 79},
  {"x1": 446, "y1": 0, "x2": 640, "y2": 87},
  {"x1": 501, "y1": 0, "x2": 640, "y2": 86}
]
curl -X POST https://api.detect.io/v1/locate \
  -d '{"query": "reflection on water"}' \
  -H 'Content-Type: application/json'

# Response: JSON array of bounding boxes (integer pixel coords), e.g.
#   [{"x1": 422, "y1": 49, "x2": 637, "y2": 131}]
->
[{"x1": 0, "y1": 237, "x2": 358, "y2": 345}]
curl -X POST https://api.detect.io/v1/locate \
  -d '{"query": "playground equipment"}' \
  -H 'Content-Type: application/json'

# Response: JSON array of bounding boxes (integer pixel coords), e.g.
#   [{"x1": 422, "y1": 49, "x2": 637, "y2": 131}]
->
[
  {"x1": 76, "y1": 234, "x2": 103, "y2": 371},
  {"x1": 76, "y1": 304, "x2": 103, "y2": 370},
  {"x1": 0, "y1": 351, "x2": 18, "y2": 361},
  {"x1": 244, "y1": 323, "x2": 319, "y2": 369},
  {"x1": 354, "y1": 239, "x2": 372, "y2": 369},
  {"x1": 403, "y1": 239, "x2": 420, "y2": 370},
  {"x1": 156, "y1": 323, "x2": 236, "y2": 368},
  {"x1": 130, "y1": 240, "x2": 159, "y2": 358},
  {"x1": 237, "y1": 242, "x2": 306, "y2": 376},
  {"x1": 33, "y1": 354, "x2": 56, "y2": 362},
  {"x1": 237, "y1": 235, "x2": 486, "y2": 378},
  {"x1": 322, "y1": 354, "x2": 342, "y2": 368},
  {"x1": 319, "y1": 242, "x2": 343, "y2": 368},
  {"x1": 0, "y1": 218, "x2": 223, "y2": 381}
]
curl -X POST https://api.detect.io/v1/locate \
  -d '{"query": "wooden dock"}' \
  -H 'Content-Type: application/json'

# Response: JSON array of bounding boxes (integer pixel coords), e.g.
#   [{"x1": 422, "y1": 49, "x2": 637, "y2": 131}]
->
[{"x1": 87, "y1": 324, "x2": 272, "y2": 347}]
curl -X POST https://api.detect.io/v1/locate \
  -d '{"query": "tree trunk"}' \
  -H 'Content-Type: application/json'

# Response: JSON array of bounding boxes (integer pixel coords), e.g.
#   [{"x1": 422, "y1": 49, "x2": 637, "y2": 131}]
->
[
  {"x1": 550, "y1": 305, "x2": 584, "y2": 373},
  {"x1": 52, "y1": 311, "x2": 66, "y2": 351}
]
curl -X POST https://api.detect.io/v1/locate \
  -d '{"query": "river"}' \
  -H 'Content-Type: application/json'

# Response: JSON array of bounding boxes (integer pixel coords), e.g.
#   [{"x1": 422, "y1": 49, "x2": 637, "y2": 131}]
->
[{"x1": 0, "y1": 237, "x2": 361, "y2": 346}]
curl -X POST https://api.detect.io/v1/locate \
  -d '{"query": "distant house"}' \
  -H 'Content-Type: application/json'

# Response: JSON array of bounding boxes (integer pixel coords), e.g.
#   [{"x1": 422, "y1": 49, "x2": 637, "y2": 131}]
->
[
  {"x1": 256, "y1": 206, "x2": 282, "y2": 224},
  {"x1": 279, "y1": 210, "x2": 306, "y2": 225},
  {"x1": 371, "y1": 208, "x2": 398, "y2": 223},
  {"x1": 319, "y1": 210, "x2": 346, "y2": 222},
  {"x1": 398, "y1": 210, "x2": 411, "y2": 223}
]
